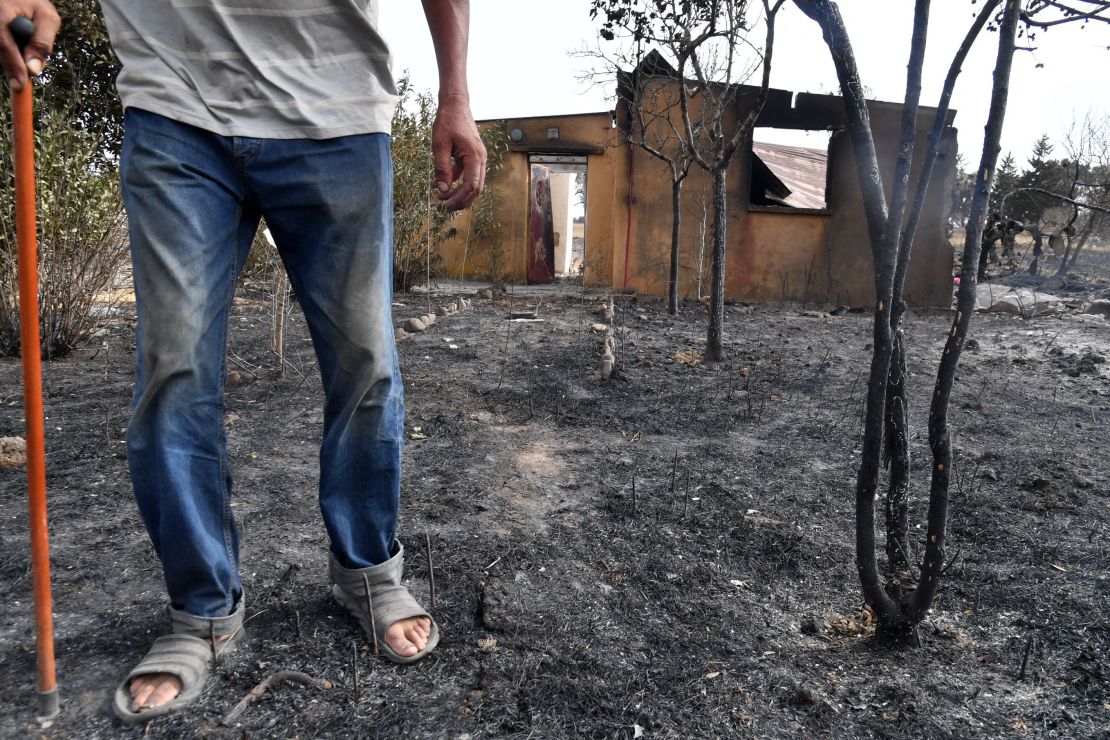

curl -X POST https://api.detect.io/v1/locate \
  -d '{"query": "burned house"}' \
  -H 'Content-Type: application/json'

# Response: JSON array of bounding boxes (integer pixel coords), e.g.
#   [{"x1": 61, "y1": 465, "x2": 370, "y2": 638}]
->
[{"x1": 438, "y1": 57, "x2": 957, "y2": 307}]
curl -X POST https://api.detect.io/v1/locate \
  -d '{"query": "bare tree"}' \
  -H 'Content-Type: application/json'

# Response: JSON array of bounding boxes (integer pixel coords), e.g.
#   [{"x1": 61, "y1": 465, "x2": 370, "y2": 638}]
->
[
  {"x1": 624, "y1": 58, "x2": 696, "y2": 314},
  {"x1": 794, "y1": 0, "x2": 1110, "y2": 644},
  {"x1": 580, "y1": 44, "x2": 696, "y2": 314},
  {"x1": 592, "y1": 0, "x2": 787, "y2": 360},
  {"x1": 993, "y1": 115, "x2": 1110, "y2": 277}
]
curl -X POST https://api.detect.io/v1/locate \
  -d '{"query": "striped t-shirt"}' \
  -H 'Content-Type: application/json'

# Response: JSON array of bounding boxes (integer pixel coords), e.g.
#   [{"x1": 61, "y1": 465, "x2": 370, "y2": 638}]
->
[{"x1": 99, "y1": 1, "x2": 398, "y2": 139}]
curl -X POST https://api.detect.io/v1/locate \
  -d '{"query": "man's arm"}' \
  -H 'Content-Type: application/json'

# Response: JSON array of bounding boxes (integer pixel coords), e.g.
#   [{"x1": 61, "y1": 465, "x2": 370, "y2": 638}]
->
[
  {"x1": 421, "y1": 0, "x2": 486, "y2": 212},
  {"x1": 0, "y1": 0, "x2": 60, "y2": 91}
]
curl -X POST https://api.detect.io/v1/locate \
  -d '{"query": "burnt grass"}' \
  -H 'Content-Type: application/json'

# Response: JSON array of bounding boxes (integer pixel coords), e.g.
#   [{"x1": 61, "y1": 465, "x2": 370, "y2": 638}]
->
[{"x1": 1, "y1": 285, "x2": 1108, "y2": 738}]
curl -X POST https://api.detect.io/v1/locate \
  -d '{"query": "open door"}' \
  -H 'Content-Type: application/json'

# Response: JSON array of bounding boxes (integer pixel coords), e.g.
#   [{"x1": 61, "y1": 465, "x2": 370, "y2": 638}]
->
[
  {"x1": 528, "y1": 162, "x2": 556, "y2": 284},
  {"x1": 528, "y1": 155, "x2": 588, "y2": 284}
]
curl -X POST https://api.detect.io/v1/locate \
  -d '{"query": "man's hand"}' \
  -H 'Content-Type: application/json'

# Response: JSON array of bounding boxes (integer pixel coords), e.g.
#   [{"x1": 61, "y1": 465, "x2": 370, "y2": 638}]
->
[
  {"x1": 421, "y1": 0, "x2": 484, "y2": 212},
  {"x1": 0, "y1": 0, "x2": 60, "y2": 91},
  {"x1": 432, "y1": 96, "x2": 486, "y2": 212}
]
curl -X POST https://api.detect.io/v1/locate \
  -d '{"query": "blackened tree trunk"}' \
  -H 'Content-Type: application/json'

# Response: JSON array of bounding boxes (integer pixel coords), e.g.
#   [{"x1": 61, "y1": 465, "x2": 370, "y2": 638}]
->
[
  {"x1": 883, "y1": 0, "x2": 1000, "y2": 574},
  {"x1": 705, "y1": 166, "x2": 728, "y2": 362},
  {"x1": 1057, "y1": 214, "x2": 1098, "y2": 276},
  {"x1": 669, "y1": 177, "x2": 685, "y2": 314},
  {"x1": 794, "y1": 0, "x2": 900, "y2": 630},
  {"x1": 797, "y1": 0, "x2": 1022, "y2": 644},
  {"x1": 908, "y1": 0, "x2": 1021, "y2": 627},
  {"x1": 673, "y1": 0, "x2": 787, "y2": 363},
  {"x1": 883, "y1": 329, "x2": 911, "y2": 571}
]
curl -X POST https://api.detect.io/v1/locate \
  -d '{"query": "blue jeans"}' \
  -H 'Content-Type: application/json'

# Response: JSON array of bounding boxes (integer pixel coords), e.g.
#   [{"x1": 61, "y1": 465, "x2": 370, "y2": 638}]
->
[{"x1": 120, "y1": 108, "x2": 404, "y2": 618}]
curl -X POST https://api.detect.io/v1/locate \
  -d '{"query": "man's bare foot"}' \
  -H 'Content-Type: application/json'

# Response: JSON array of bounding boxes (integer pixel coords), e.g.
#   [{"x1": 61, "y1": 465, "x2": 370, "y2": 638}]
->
[
  {"x1": 128, "y1": 632, "x2": 233, "y2": 711},
  {"x1": 129, "y1": 673, "x2": 183, "y2": 712},
  {"x1": 384, "y1": 615, "x2": 431, "y2": 657}
]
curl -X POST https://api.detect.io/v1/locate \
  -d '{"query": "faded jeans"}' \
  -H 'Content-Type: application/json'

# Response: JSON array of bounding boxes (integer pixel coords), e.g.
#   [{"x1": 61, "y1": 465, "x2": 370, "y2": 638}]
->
[{"x1": 120, "y1": 108, "x2": 403, "y2": 618}]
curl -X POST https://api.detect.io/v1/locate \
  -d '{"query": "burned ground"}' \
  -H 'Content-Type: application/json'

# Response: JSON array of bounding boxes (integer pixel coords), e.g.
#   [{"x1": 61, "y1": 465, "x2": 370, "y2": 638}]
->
[{"x1": 1, "y1": 278, "x2": 1108, "y2": 738}]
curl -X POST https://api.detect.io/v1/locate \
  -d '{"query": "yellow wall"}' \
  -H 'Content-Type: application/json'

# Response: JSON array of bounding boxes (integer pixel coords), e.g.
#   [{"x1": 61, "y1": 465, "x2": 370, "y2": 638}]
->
[
  {"x1": 436, "y1": 89, "x2": 957, "y2": 308},
  {"x1": 439, "y1": 112, "x2": 619, "y2": 286}
]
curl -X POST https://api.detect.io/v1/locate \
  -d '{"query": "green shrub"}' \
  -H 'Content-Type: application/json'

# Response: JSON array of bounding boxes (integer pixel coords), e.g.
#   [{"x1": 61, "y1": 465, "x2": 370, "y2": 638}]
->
[
  {"x1": 0, "y1": 105, "x2": 128, "y2": 359},
  {"x1": 391, "y1": 79, "x2": 459, "y2": 291},
  {"x1": 0, "y1": 0, "x2": 127, "y2": 359}
]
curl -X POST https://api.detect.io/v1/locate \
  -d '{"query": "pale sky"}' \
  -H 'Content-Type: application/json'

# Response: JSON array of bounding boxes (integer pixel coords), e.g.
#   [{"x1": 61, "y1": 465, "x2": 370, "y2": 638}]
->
[{"x1": 380, "y1": 1, "x2": 1109, "y2": 168}]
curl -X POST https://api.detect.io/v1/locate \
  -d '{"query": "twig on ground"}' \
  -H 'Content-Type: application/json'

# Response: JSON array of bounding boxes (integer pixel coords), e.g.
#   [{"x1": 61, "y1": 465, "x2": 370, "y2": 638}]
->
[
  {"x1": 1018, "y1": 634, "x2": 1035, "y2": 681},
  {"x1": 683, "y1": 470, "x2": 691, "y2": 519},
  {"x1": 221, "y1": 671, "x2": 329, "y2": 725},
  {"x1": 351, "y1": 641, "x2": 359, "y2": 703},
  {"x1": 941, "y1": 546, "x2": 964, "y2": 576},
  {"x1": 425, "y1": 530, "x2": 437, "y2": 609},
  {"x1": 632, "y1": 469, "x2": 638, "y2": 518},
  {"x1": 227, "y1": 350, "x2": 263, "y2": 378},
  {"x1": 362, "y1": 573, "x2": 379, "y2": 657}
]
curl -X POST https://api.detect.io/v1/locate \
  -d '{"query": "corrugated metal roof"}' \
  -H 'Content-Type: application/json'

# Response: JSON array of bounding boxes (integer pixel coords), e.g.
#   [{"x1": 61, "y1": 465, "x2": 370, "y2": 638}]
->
[{"x1": 752, "y1": 142, "x2": 829, "y2": 210}]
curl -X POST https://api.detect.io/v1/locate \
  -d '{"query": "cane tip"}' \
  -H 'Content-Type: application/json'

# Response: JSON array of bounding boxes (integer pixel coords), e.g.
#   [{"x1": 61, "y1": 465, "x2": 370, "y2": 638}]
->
[{"x1": 36, "y1": 688, "x2": 59, "y2": 720}]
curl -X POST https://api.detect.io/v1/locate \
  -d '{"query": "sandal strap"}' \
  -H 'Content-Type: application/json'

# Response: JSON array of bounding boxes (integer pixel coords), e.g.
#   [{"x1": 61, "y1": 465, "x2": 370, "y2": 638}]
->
[
  {"x1": 329, "y1": 544, "x2": 439, "y2": 663},
  {"x1": 365, "y1": 583, "x2": 431, "y2": 636},
  {"x1": 124, "y1": 633, "x2": 211, "y2": 686},
  {"x1": 169, "y1": 599, "x2": 245, "y2": 642}
]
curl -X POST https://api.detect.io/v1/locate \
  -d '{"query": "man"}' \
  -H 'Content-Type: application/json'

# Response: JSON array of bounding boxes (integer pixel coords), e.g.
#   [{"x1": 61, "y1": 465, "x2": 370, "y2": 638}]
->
[{"x1": 1, "y1": 0, "x2": 485, "y2": 724}]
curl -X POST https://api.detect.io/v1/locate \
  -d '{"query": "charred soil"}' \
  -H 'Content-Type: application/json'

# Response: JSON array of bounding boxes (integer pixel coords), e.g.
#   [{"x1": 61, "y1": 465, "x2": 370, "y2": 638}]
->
[{"x1": 1, "y1": 287, "x2": 1108, "y2": 738}]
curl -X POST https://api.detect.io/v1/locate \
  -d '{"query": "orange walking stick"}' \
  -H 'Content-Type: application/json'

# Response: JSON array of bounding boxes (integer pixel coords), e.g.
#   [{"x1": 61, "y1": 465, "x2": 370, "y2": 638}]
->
[{"x1": 9, "y1": 15, "x2": 60, "y2": 720}]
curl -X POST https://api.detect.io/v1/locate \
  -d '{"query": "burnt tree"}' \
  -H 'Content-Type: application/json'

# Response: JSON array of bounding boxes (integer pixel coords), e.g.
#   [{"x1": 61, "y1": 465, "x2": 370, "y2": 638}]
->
[
  {"x1": 592, "y1": 0, "x2": 787, "y2": 360},
  {"x1": 795, "y1": 0, "x2": 1110, "y2": 644},
  {"x1": 620, "y1": 55, "x2": 696, "y2": 315},
  {"x1": 583, "y1": 46, "x2": 696, "y2": 314}
]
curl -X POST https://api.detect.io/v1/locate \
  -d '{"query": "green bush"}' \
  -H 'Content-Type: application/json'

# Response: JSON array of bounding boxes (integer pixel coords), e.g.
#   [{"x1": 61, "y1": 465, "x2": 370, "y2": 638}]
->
[
  {"x1": 391, "y1": 79, "x2": 459, "y2": 292},
  {"x1": 0, "y1": 0, "x2": 127, "y2": 359},
  {"x1": 0, "y1": 106, "x2": 128, "y2": 358}
]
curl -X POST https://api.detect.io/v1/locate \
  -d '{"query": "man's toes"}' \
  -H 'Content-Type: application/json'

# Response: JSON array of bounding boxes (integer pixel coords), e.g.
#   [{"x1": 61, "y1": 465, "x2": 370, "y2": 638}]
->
[
  {"x1": 129, "y1": 674, "x2": 182, "y2": 710},
  {"x1": 404, "y1": 622, "x2": 428, "y2": 651},
  {"x1": 129, "y1": 676, "x2": 154, "y2": 706},
  {"x1": 387, "y1": 634, "x2": 418, "y2": 656},
  {"x1": 146, "y1": 677, "x2": 183, "y2": 708},
  {"x1": 385, "y1": 620, "x2": 429, "y2": 656}
]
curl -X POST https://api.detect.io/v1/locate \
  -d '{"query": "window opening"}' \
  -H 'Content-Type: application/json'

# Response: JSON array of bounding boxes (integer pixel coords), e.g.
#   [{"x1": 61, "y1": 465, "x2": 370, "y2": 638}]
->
[{"x1": 750, "y1": 129, "x2": 832, "y2": 210}]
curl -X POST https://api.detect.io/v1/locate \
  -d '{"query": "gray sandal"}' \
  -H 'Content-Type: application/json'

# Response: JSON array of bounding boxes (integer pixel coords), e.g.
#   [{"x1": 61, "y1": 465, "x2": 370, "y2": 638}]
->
[
  {"x1": 112, "y1": 601, "x2": 245, "y2": 725},
  {"x1": 329, "y1": 542, "x2": 439, "y2": 664}
]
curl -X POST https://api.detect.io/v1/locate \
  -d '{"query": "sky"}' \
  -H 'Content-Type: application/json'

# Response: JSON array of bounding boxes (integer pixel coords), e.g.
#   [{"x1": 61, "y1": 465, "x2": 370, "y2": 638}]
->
[{"x1": 379, "y1": 1, "x2": 1110, "y2": 168}]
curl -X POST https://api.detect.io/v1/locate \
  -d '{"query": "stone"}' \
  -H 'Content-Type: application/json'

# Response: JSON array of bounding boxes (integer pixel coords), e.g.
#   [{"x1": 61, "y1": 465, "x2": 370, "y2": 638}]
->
[
  {"x1": 478, "y1": 289, "x2": 494, "y2": 300},
  {"x1": 0, "y1": 436, "x2": 27, "y2": 469},
  {"x1": 974, "y1": 284, "x2": 1064, "y2": 317},
  {"x1": 424, "y1": 313, "x2": 436, "y2": 325},
  {"x1": 795, "y1": 687, "x2": 819, "y2": 705},
  {"x1": 226, "y1": 370, "x2": 253, "y2": 388},
  {"x1": 800, "y1": 615, "x2": 822, "y2": 635},
  {"x1": 599, "y1": 351, "x2": 615, "y2": 380},
  {"x1": 591, "y1": 323, "x2": 608, "y2": 332},
  {"x1": 403, "y1": 318, "x2": 426, "y2": 333},
  {"x1": 1083, "y1": 298, "x2": 1110, "y2": 318}
]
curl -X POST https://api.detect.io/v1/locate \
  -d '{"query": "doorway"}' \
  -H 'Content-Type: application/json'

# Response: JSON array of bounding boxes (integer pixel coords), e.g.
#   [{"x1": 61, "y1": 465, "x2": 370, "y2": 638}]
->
[{"x1": 528, "y1": 155, "x2": 587, "y2": 284}]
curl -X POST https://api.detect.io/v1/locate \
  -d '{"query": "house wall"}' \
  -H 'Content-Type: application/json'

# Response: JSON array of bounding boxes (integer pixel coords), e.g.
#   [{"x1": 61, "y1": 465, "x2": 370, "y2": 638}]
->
[
  {"x1": 437, "y1": 89, "x2": 957, "y2": 308},
  {"x1": 438, "y1": 112, "x2": 620, "y2": 287}
]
